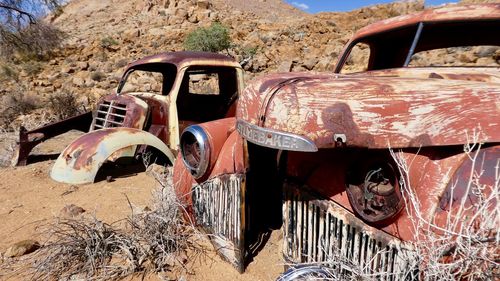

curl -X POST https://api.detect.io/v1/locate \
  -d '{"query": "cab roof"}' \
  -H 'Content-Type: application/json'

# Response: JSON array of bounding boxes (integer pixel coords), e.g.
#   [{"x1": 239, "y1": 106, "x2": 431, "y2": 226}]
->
[
  {"x1": 126, "y1": 51, "x2": 241, "y2": 71},
  {"x1": 352, "y1": 4, "x2": 500, "y2": 40}
]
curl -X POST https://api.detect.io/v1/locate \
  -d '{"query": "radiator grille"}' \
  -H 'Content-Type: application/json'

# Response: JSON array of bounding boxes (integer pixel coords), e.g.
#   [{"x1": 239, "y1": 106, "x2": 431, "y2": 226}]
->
[
  {"x1": 92, "y1": 100, "x2": 127, "y2": 130},
  {"x1": 192, "y1": 174, "x2": 245, "y2": 270},
  {"x1": 283, "y1": 182, "x2": 417, "y2": 280}
]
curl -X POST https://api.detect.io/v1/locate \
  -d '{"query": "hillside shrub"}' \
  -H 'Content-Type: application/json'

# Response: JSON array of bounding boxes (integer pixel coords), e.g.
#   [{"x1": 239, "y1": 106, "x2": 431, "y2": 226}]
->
[
  {"x1": 0, "y1": 91, "x2": 39, "y2": 130},
  {"x1": 22, "y1": 61, "x2": 44, "y2": 76},
  {"x1": 100, "y1": 36, "x2": 119, "y2": 49},
  {"x1": 0, "y1": 64, "x2": 19, "y2": 81},
  {"x1": 48, "y1": 91, "x2": 85, "y2": 120},
  {"x1": 184, "y1": 22, "x2": 231, "y2": 53},
  {"x1": 90, "y1": 71, "x2": 106, "y2": 82}
]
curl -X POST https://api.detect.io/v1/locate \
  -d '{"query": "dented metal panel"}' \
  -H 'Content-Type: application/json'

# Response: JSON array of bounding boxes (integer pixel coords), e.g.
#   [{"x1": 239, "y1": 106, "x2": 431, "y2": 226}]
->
[
  {"x1": 51, "y1": 128, "x2": 175, "y2": 184},
  {"x1": 358, "y1": 67, "x2": 500, "y2": 83},
  {"x1": 237, "y1": 72, "x2": 500, "y2": 149}
]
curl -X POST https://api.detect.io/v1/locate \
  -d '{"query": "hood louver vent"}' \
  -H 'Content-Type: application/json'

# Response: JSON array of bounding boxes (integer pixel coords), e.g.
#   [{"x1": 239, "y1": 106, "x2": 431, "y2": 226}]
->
[{"x1": 92, "y1": 100, "x2": 127, "y2": 130}]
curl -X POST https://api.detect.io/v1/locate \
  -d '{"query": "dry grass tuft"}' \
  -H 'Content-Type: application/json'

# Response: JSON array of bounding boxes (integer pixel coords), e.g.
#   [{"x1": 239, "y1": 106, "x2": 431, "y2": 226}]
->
[
  {"x1": 390, "y1": 130, "x2": 499, "y2": 280},
  {"x1": 31, "y1": 217, "x2": 136, "y2": 280},
  {"x1": 48, "y1": 91, "x2": 87, "y2": 120},
  {"x1": 4, "y1": 166, "x2": 205, "y2": 280}
]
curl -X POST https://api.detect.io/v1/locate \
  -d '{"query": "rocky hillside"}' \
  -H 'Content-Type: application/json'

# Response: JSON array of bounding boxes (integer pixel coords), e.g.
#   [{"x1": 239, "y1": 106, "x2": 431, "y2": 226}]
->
[{"x1": 0, "y1": 0, "x2": 498, "y2": 131}]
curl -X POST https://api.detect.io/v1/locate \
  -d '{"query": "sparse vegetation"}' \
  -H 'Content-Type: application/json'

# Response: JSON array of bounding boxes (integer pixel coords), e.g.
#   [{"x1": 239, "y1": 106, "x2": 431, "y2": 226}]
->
[
  {"x1": 0, "y1": 63, "x2": 19, "y2": 81},
  {"x1": 100, "y1": 36, "x2": 119, "y2": 49},
  {"x1": 0, "y1": 1, "x2": 65, "y2": 60},
  {"x1": 0, "y1": 90, "x2": 39, "y2": 129},
  {"x1": 184, "y1": 22, "x2": 231, "y2": 53},
  {"x1": 48, "y1": 91, "x2": 86, "y2": 120},
  {"x1": 4, "y1": 167, "x2": 206, "y2": 280},
  {"x1": 21, "y1": 60, "x2": 43, "y2": 76},
  {"x1": 90, "y1": 71, "x2": 106, "y2": 82},
  {"x1": 390, "y1": 130, "x2": 499, "y2": 280},
  {"x1": 237, "y1": 45, "x2": 258, "y2": 66}
]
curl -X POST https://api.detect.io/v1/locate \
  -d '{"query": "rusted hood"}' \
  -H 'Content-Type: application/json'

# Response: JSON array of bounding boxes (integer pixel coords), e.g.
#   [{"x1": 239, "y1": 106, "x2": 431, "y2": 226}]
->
[{"x1": 236, "y1": 72, "x2": 500, "y2": 149}]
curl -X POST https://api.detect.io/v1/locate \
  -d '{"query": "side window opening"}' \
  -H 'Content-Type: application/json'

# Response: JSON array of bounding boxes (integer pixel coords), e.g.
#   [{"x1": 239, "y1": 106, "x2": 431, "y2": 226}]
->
[
  {"x1": 409, "y1": 45, "x2": 500, "y2": 67},
  {"x1": 177, "y1": 66, "x2": 238, "y2": 123},
  {"x1": 340, "y1": 42, "x2": 371, "y2": 74},
  {"x1": 189, "y1": 72, "x2": 220, "y2": 95}
]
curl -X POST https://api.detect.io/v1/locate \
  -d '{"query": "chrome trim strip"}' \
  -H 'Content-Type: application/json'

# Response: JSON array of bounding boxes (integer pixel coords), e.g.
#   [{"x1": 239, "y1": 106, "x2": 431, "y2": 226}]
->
[{"x1": 236, "y1": 120, "x2": 318, "y2": 152}]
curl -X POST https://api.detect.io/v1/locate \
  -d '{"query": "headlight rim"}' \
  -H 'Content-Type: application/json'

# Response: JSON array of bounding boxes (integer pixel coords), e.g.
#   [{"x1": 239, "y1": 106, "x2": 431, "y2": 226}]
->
[{"x1": 180, "y1": 125, "x2": 211, "y2": 179}]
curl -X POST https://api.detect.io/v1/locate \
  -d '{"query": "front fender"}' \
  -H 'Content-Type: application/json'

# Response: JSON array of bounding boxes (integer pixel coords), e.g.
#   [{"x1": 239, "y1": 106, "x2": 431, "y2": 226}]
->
[{"x1": 51, "y1": 128, "x2": 175, "y2": 184}]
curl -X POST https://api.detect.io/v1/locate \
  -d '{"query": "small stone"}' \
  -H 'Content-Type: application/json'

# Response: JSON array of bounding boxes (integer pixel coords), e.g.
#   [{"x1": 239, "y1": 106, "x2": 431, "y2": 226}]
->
[
  {"x1": 5, "y1": 240, "x2": 40, "y2": 257},
  {"x1": 196, "y1": 0, "x2": 210, "y2": 9},
  {"x1": 72, "y1": 77, "x2": 85, "y2": 87},
  {"x1": 76, "y1": 61, "x2": 89, "y2": 71},
  {"x1": 302, "y1": 58, "x2": 319, "y2": 70},
  {"x1": 61, "y1": 65, "x2": 75, "y2": 74},
  {"x1": 277, "y1": 60, "x2": 293, "y2": 72},
  {"x1": 60, "y1": 204, "x2": 86, "y2": 218}
]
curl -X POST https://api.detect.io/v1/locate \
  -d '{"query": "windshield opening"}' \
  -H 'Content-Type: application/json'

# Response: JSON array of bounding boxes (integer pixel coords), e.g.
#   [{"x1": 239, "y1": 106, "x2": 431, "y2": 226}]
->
[
  {"x1": 336, "y1": 20, "x2": 500, "y2": 72},
  {"x1": 117, "y1": 63, "x2": 177, "y2": 95}
]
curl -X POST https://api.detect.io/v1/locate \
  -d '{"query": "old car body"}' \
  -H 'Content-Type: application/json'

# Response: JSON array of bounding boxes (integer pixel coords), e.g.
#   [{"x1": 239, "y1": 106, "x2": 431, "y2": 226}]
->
[
  {"x1": 173, "y1": 4, "x2": 500, "y2": 277},
  {"x1": 13, "y1": 52, "x2": 244, "y2": 184}
]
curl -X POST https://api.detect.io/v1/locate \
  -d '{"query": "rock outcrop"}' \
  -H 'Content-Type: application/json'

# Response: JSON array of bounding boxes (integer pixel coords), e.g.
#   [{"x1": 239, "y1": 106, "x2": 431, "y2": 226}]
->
[{"x1": 0, "y1": 0, "x2": 497, "y2": 130}]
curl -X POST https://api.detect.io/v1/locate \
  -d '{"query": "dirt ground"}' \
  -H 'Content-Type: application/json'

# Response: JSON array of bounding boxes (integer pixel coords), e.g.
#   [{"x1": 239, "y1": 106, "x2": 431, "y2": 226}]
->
[{"x1": 0, "y1": 132, "x2": 283, "y2": 280}]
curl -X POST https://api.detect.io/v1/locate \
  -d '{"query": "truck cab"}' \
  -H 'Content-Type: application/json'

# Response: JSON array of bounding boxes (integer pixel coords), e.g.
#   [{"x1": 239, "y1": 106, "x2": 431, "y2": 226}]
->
[{"x1": 13, "y1": 51, "x2": 244, "y2": 185}]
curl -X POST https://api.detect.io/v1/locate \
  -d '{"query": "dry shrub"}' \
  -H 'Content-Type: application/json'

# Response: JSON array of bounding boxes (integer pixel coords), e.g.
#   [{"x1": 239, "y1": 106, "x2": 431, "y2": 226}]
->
[
  {"x1": 90, "y1": 71, "x2": 106, "y2": 82},
  {"x1": 48, "y1": 91, "x2": 86, "y2": 120},
  {"x1": 10, "y1": 166, "x2": 205, "y2": 280},
  {"x1": 30, "y1": 218, "x2": 137, "y2": 280},
  {"x1": 390, "y1": 130, "x2": 499, "y2": 280},
  {"x1": 0, "y1": 22, "x2": 64, "y2": 60},
  {"x1": 0, "y1": 63, "x2": 19, "y2": 81},
  {"x1": 0, "y1": 90, "x2": 39, "y2": 130},
  {"x1": 21, "y1": 60, "x2": 44, "y2": 76}
]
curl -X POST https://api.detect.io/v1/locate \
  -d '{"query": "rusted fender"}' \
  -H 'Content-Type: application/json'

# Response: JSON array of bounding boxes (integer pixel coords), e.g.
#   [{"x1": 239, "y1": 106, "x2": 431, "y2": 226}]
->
[
  {"x1": 173, "y1": 117, "x2": 246, "y2": 217},
  {"x1": 51, "y1": 128, "x2": 175, "y2": 184}
]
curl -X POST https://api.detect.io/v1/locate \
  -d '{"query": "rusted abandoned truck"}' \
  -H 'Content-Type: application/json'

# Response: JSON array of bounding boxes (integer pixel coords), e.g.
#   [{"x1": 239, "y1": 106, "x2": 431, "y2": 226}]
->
[
  {"x1": 173, "y1": 4, "x2": 500, "y2": 278},
  {"x1": 12, "y1": 52, "x2": 243, "y2": 184}
]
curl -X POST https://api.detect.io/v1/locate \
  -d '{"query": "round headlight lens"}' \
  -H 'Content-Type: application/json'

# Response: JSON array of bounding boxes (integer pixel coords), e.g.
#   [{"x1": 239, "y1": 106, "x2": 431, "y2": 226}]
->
[{"x1": 180, "y1": 125, "x2": 210, "y2": 179}]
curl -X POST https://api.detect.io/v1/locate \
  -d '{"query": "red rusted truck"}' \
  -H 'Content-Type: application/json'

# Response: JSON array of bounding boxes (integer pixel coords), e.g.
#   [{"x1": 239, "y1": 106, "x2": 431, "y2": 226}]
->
[
  {"x1": 173, "y1": 4, "x2": 500, "y2": 278},
  {"x1": 12, "y1": 52, "x2": 244, "y2": 184}
]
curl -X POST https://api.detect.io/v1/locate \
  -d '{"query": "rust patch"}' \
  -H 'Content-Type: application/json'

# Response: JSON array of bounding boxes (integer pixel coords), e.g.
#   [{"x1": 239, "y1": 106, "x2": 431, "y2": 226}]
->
[
  {"x1": 125, "y1": 51, "x2": 241, "y2": 74},
  {"x1": 237, "y1": 72, "x2": 500, "y2": 149}
]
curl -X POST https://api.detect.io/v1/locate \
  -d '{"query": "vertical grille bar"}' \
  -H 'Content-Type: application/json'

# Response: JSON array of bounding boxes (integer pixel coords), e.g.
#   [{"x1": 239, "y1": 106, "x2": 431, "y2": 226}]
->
[
  {"x1": 192, "y1": 174, "x2": 244, "y2": 269},
  {"x1": 283, "y1": 181, "x2": 417, "y2": 280}
]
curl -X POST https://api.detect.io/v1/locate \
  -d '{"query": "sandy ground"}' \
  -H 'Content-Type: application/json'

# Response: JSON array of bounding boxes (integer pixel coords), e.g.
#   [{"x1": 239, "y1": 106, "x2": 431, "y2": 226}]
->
[{"x1": 0, "y1": 132, "x2": 283, "y2": 280}]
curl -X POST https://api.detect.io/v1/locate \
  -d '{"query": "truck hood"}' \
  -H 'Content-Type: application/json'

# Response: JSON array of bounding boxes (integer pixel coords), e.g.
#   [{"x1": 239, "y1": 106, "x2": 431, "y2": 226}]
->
[{"x1": 236, "y1": 71, "x2": 500, "y2": 149}]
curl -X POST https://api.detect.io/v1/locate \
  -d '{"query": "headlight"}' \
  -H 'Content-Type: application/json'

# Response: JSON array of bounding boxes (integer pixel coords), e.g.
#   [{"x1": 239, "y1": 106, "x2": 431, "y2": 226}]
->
[
  {"x1": 180, "y1": 125, "x2": 211, "y2": 179},
  {"x1": 346, "y1": 160, "x2": 403, "y2": 225}
]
